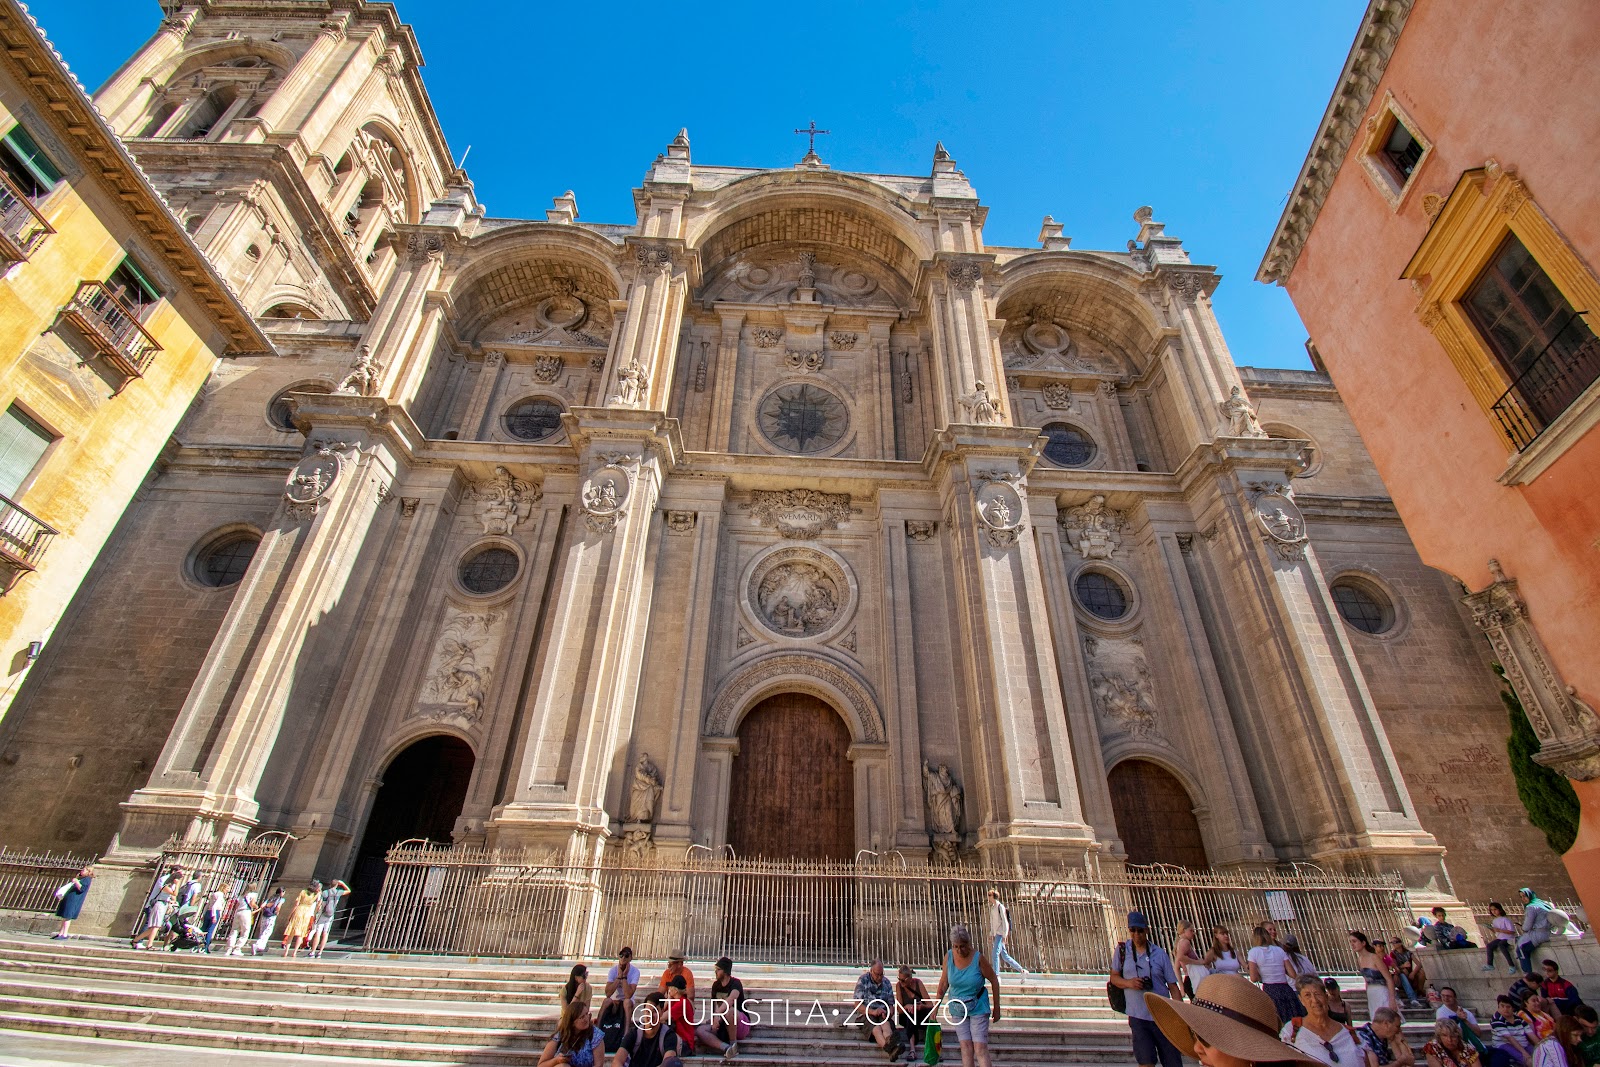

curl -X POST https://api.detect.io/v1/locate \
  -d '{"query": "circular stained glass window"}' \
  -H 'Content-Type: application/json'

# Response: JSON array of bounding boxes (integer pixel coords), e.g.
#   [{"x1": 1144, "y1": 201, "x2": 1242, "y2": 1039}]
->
[
  {"x1": 1331, "y1": 579, "x2": 1393, "y2": 635},
  {"x1": 503, "y1": 398, "x2": 564, "y2": 442},
  {"x1": 1075, "y1": 571, "x2": 1129, "y2": 620},
  {"x1": 196, "y1": 534, "x2": 259, "y2": 588},
  {"x1": 757, "y1": 383, "x2": 848, "y2": 454},
  {"x1": 1041, "y1": 423, "x2": 1096, "y2": 468},
  {"x1": 459, "y1": 546, "x2": 520, "y2": 594}
]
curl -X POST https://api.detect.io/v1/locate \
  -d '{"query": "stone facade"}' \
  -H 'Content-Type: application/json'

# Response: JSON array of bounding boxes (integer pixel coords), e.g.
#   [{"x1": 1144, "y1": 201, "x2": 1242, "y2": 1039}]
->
[{"x1": 0, "y1": 1, "x2": 1571, "y2": 927}]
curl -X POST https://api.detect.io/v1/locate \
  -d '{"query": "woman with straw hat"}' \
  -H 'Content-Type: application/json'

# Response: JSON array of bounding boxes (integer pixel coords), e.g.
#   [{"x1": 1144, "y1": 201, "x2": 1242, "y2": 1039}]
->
[{"x1": 1146, "y1": 973, "x2": 1321, "y2": 1067}]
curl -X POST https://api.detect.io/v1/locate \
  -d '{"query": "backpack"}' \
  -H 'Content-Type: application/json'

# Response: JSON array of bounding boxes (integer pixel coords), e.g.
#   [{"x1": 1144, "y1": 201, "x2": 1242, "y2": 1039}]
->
[{"x1": 1107, "y1": 941, "x2": 1131, "y2": 1014}]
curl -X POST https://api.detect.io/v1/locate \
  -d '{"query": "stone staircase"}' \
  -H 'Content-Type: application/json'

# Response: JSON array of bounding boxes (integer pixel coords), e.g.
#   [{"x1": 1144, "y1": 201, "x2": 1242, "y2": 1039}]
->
[{"x1": 0, "y1": 934, "x2": 1457, "y2": 1066}]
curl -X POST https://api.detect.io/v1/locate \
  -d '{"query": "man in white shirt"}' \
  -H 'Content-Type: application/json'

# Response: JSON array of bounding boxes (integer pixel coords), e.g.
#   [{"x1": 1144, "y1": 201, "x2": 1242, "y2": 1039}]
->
[
  {"x1": 599, "y1": 945, "x2": 641, "y2": 1042},
  {"x1": 1436, "y1": 987, "x2": 1491, "y2": 1047}
]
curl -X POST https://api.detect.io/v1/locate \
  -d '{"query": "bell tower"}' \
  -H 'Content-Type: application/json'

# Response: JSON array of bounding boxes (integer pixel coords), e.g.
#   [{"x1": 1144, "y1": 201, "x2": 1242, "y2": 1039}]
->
[{"x1": 90, "y1": 2, "x2": 458, "y2": 321}]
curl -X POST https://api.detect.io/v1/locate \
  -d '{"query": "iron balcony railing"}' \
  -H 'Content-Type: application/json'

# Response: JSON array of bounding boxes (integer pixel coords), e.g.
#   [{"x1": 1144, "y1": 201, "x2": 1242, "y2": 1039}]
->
[
  {"x1": 0, "y1": 492, "x2": 58, "y2": 572},
  {"x1": 1491, "y1": 310, "x2": 1600, "y2": 450},
  {"x1": 58, "y1": 281, "x2": 162, "y2": 386},
  {"x1": 0, "y1": 171, "x2": 53, "y2": 264}
]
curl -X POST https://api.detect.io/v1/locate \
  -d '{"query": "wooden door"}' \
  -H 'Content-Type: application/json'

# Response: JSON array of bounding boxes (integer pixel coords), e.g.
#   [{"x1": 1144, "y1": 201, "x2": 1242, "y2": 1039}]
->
[
  {"x1": 1108, "y1": 759, "x2": 1209, "y2": 869},
  {"x1": 727, "y1": 693, "x2": 854, "y2": 860}
]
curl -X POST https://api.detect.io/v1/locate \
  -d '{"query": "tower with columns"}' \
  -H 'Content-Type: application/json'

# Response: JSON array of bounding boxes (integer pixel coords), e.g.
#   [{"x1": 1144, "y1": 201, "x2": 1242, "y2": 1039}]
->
[{"x1": 0, "y1": 1, "x2": 1571, "y2": 932}]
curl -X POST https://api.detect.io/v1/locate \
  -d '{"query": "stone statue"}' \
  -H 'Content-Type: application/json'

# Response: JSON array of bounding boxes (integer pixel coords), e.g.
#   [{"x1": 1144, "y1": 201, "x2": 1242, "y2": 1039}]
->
[
  {"x1": 1264, "y1": 506, "x2": 1301, "y2": 541},
  {"x1": 1218, "y1": 384, "x2": 1266, "y2": 438},
  {"x1": 336, "y1": 345, "x2": 383, "y2": 396},
  {"x1": 585, "y1": 477, "x2": 620, "y2": 512},
  {"x1": 959, "y1": 381, "x2": 1001, "y2": 425},
  {"x1": 612, "y1": 359, "x2": 649, "y2": 407},
  {"x1": 986, "y1": 497, "x2": 1013, "y2": 528},
  {"x1": 626, "y1": 753, "x2": 663, "y2": 825},
  {"x1": 922, "y1": 759, "x2": 962, "y2": 835}
]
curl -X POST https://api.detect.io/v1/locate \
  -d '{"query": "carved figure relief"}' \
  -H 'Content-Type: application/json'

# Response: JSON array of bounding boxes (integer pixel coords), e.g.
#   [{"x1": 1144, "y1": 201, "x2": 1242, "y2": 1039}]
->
[
  {"x1": 1219, "y1": 385, "x2": 1268, "y2": 439},
  {"x1": 417, "y1": 608, "x2": 505, "y2": 726},
  {"x1": 746, "y1": 546, "x2": 853, "y2": 640},
  {"x1": 744, "y1": 488, "x2": 852, "y2": 539},
  {"x1": 581, "y1": 463, "x2": 631, "y2": 534},
  {"x1": 958, "y1": 381, "x2": 1002, "y2": 425},
  {"x1": 473, "y1": 465, "x2": 538, "y2": 536},
  {"x1": 922, "y1": 760, "x2": 964, "y2": 863},
  {"x1": 610, "y1": 360, "x2": 650, "y2": 407},
  {"x1": 974, "y1": 470, "x2": 1025, "y2": 548},
  {"x1": 1249, "y1": 483, "x2": 1309, "y2": 562},
  {"x1": 283, "y1": 443, "x2": 344, "y2": 521},
  {"x1": 335, "y1": 345, "x2": 382, "y2": 396},
  {"x1": 1083, "y1": 634, "x2": 1161, "y2": 741},
  {"x1": 702, "y1": 251, "x2": 886, "y2": 307},
  {"x1": 1061, "y1": 494, "x2": 1126, "y2": 560},
  {"x1": 626, "y1": 753, "x2": 664, "y2": 824}
]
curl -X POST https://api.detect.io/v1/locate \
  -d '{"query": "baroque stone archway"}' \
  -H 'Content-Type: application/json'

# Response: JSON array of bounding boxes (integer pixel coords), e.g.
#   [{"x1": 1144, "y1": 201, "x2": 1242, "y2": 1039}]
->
[
  {"x1": 703, "y1": 651, "x2": 884, "y2": 743},
  {"x1": 1108, "y1": 759, "x2": 1209, "y2": 869},
  {"x1": 349, "y1": 735, "x2": 475, "y2": 916}
]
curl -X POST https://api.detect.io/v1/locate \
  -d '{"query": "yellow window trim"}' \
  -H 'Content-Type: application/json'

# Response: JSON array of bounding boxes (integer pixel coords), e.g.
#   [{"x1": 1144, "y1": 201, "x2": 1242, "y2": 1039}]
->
[{"x1": 1401, "y1": 162, "x2": 1600, "y2": 451}]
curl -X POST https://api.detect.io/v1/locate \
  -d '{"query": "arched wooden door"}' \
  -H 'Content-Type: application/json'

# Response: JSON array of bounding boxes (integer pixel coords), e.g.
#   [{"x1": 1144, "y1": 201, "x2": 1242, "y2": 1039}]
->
[
  {"x1": 1108, "y1": 759, "x2": 1209, "y2": 869},
  {"x1": 727, "y1": 693, "x2": 854, "y2": 860}
]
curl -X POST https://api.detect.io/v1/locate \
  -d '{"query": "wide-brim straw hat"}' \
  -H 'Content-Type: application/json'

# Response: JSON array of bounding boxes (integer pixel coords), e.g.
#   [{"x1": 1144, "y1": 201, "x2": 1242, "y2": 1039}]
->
[{"x1": 1146, "y1": 974, "x2": 1320, "y2": 1064}]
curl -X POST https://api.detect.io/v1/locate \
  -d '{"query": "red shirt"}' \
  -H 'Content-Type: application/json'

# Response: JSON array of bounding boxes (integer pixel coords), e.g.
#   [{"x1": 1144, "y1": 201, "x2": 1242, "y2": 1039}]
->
[{"x1": 665, "y1": 996, "x2": 698, "y2": 1052}]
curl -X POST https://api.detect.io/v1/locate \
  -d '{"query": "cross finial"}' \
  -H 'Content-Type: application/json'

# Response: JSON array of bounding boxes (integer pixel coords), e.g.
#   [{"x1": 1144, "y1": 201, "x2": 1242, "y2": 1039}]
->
[{"x1": 793, "y1": 120, "x2": 831, "y2": 162}]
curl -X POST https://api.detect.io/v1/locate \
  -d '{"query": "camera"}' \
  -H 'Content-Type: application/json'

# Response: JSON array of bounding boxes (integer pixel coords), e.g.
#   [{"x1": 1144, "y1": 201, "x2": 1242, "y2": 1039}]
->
[{"x1": 1140, "y1": 978, "x2": 1154, "y2": 991}]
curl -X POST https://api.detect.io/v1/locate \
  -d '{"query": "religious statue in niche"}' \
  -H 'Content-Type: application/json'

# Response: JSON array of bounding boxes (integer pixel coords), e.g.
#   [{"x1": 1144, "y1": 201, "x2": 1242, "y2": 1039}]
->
[
  {"x1": 621, "y1": 753, "x2": 664, "y2": 860},
  {"x1": 1218, "y1": 384, "x2": 1267, "y2": 438},
  {"x1": 417, "y1": 609, "x2": 505, "y2": 725},
  {"x1": 335, "y1": 344, "x2": 382, "y2": 396},
  {"x1": 959, "y1": 381, "x2": 1002, "y2": 425},
  {"x1": 1060, "y1": 494, "x2": 1126, "y2": 560},
  {"x1": 611, "y1": 359, "x2": 649, "y2": 407},
  {"x1": 755, "y1": 561, "x2": 841, "y2": 637},
  {"x1": 922, "y1": 760, "x2": 964, "y2": 863}
]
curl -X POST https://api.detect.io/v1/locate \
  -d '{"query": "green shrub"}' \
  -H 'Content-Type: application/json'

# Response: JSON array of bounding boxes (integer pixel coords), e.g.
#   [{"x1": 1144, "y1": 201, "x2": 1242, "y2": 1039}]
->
[{"x1": 1497, "y1": 663, "x2": 1580, "y2": 854}]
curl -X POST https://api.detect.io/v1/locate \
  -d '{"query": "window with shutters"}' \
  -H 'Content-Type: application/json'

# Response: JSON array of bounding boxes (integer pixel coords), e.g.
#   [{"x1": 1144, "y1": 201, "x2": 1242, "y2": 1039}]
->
[
  {"x1": 0, "y1": 123, "x2": 62, "y2": 200},
  {"x1": 0, "y1": 404, "x2": 56, "y2": 501}
]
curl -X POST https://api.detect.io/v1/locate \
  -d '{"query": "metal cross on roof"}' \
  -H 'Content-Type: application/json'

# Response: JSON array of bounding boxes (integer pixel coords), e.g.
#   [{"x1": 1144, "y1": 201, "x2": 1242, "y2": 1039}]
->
[{"x1": 793, "y1": 120, "x2": 830, "y2": 160}]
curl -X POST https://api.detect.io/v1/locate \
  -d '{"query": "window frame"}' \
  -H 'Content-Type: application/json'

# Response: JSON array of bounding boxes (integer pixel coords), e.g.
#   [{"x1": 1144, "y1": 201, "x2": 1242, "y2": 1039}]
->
[
  {"x1": 0, "y1": 122, "x2": 64, "y2": 199},
  {"x1": 1357, "y1": 91, "x2": 1432, "y2": 209},
  {"x1": 0, "y1": 401, "x2": 60, "y2": 501}
]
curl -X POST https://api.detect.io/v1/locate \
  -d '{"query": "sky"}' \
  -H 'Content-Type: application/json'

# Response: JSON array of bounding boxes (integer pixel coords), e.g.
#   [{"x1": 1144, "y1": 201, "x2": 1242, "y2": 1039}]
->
[{"x1": 25, "y1": 0, "x2": 1368, "y2": 371}]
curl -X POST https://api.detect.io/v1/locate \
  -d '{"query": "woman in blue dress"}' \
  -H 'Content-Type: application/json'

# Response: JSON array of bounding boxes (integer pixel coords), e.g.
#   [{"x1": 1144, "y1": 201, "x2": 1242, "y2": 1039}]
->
[
  {"x1": 937, "y1": 922, "x2": 1002, "y2": 1067},
  {"x1": 53, "y1": 866, "x2": 93, "y2": 939}
]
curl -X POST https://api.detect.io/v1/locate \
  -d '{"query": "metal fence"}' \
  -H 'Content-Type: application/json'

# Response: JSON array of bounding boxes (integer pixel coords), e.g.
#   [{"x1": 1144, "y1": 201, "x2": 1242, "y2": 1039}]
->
[
  {"x1": 0, "y1": 847, "x2": 97, "y2": 912},
  {"x1": 366, "y1": 846, "x2": 1411, "y2": 973},
  {"x1": 133, "y1": 833, "x2": 290, "y2": 934}
]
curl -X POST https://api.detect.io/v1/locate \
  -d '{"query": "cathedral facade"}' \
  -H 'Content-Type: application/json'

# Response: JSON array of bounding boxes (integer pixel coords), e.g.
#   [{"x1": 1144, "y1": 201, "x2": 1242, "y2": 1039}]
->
[{"x1": 0, "y1": 1, "x2": 1569, "y2": 925}]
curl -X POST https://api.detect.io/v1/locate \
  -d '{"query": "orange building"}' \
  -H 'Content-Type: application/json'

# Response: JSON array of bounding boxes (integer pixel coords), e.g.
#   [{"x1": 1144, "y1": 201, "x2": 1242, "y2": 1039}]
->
[{"x1": 1259, "y1": 0, "x2": 1600, "y2": 910}]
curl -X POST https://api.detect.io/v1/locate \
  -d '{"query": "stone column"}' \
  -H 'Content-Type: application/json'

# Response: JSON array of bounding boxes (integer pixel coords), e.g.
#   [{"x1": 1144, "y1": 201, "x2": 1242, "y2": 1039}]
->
[
  {"x1": 458, "y1": 350, "x2": 505, "y2": 439},
  {"x1": 251, "y1": 16, "x2": 349, "y2": 135},
  {"x1": 930, "y1": 427, "x2": 1099, "y2": 866},
  {"x1": 928, "y1": 254, "x2": 1003, "y2": 427},
  {"x1": 709, "y1": 310, "x2": 744, "y2": 451},
  {"x1": 879, "y1": 495, "x2": 932, "y2": 854}
]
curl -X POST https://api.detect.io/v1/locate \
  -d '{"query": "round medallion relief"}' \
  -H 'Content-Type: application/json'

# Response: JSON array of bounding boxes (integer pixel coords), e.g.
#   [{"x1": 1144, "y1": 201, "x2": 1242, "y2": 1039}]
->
[
  {"x1": 757, "y1": 382, "x2": 849, "y2": 454},
  {"x1": 744, "y1": 546, "x2": 855, "y2": 640}
]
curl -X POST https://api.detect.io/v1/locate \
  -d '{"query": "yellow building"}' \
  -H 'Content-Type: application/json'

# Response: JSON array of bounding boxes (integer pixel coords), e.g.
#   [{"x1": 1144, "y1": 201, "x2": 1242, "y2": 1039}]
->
[{"x1": 0, "y1": 0, "x2": 268, "y2": 720}]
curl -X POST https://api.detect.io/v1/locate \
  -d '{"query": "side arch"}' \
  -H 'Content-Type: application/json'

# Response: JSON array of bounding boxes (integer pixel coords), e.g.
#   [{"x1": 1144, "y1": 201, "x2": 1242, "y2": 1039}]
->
[{"x1": 703, "y1": 651, "x2": 884, "y2": 744}]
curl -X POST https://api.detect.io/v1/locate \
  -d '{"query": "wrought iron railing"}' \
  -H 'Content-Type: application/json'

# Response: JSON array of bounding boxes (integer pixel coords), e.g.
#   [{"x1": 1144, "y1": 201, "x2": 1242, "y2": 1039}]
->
[
  {"x1": 365, "y1": 846, "x2": 1411, "y2": 972},
  {"x1": 0, "y1": 493, "x2": 57, "y2": 571},
  {"x1": 1491, "y1": 311, "x2": 1600, "y2": 450},
  {"x1": 134, "y1": 832, "x2": 291, "y2": 934},
  {"x1": 0, "y1": 847, "x2": 97, "y2": 912},
  {"x1": 58, "y1": 281, "x2": 162, "y2": 384},
  {"x1": 0, "y1": 171, "x2": 53, "y2": 263}
]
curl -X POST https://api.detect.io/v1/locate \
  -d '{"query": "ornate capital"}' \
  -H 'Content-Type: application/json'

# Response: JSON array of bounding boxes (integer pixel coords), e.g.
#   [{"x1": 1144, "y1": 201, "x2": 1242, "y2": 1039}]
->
[
  {"x1": 634, "y1": 244, "x2": 675, "y2": 274},
  {"x1": 946, "y1": 260, "x2": 985, "y2": 292},
  {"x1": 743, "y1": 489, "x2": 852, "y2": 539},
  {"x1": 1060, "y1": 494, "x2": 1126, "y2": 560}
]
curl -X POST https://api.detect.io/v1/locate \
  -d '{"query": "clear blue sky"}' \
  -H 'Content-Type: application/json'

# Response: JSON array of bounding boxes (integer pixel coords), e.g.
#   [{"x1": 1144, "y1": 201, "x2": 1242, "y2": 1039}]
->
[{"x1": 27, "y1": 0, "x2": 1366, "y2": 370}]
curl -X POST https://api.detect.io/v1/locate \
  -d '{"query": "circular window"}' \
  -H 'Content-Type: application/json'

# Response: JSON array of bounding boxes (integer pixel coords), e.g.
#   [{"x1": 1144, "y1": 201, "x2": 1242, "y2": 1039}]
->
[
  {"x1": 503, "y1": 398, "x2": 564, "y2": 442},
  {"x1": 268, "y1": 383, "x2": 331, "y2": 431},
  {"x1": 1041, "y1": 423, "x2": 1097, "y2": 468},
  {"x1": 1331, "y1": 579, "x2": 1394, "y2": 635},
  {"x1": 757, "y1": 382, "x2": 849, "y2": 454},
  {"x1": 1075, "y1": 571, "x2": 1129, "y2": 620},
  {"x1": 195, "y1": 534, "x2": 260, "y2": 588},
  {"x1": 459, "y1": 546, "x2": 520, "y2": 594}
]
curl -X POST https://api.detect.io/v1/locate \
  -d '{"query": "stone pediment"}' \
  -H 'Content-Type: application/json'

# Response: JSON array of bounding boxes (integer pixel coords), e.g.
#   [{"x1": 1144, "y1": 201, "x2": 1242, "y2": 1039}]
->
[{"x1": 701, "y1": 249, "x2": 898, "y2": 308}]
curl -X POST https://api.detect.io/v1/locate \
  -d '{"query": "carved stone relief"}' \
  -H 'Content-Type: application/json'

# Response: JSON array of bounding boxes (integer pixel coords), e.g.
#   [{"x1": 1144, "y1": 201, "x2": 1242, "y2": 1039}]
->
[
  {"x1": 1249, "y1": 483, "x2": 1309, "y2": 562},
  {"x1": 922, "y1": 759, "x2": 964, "y2": 863},
  {"x1": 581, "y1": 461, "x2": 632, "y2": 534},
  {"x1": 532, "y1": 355, "x2": 563, "y2": 383},
  {"x1": 1060, "y1": 494, "x2": 1126, "y2": 560},
  {"x1": 905, "y1": 520, "x2": 938, "y2": 543},
  {"x1": 496, "y1": 282, "x2": 609, "y2": 348},
  {"x1": 752, "y1": 327, "x2": 784, "y2": 348},
  {"x1": 703, "y1": 652, "x2": 883, "y2": 743},
  {"x1": 703, "y1": 252, "x2": 885, "y2": 306},
  {"x1": 744, "y1": 489, "x2": 852, "y2": 539},
  {"x1": 283, "y1": 442, "x2": 345, "y2": 521},
  {"x1": 472, "y1": 465, "x2": 538, "y2": 536},
  {"x1": 663, "y1": 510, "x2": 697, "y2": 534},
  {"x1": 416, "y1": 608, "x2": 506, "y2": 726},
  {"x1": 974, "y1": 470, "x2": 1025, "y2": 548},
  {"x1": 748, "y1": 550, "x2": 845, "y2": 639},
  {"x1": 1042, "y1": 383, "x2": 1073, "y2": 410},
  {"x1": 784, "y1": 349, "x2": 825, "y2": 373},
  {"x1": 1083, "y1": 634, "x2": 1161, "y2": 741}
]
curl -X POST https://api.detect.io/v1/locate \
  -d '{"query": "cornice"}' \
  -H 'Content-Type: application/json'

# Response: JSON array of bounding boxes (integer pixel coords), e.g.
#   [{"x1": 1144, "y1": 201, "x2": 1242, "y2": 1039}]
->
[
  {"x1": 1256, "y1": 0, "x2": 1414, "y2": 286},
  {"x1": 0, "y1": 0, "x2": 273, "y2": 355}
]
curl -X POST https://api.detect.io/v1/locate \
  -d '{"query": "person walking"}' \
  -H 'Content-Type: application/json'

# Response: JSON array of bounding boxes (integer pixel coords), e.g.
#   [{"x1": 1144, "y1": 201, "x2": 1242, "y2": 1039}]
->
[
  {"x1": 201, "y1": 881, "x2": 231, "y2": 953},
  {"x1": 1519, "y1": 890, "x2": 1555, "y2": 976},
  {"x1": 224, "y1": 889, "x2": 258, "y2": 956},
  {"x1": 1176, "y1": 921, "x2": 1209, "y2": 997},
  {"x1": 280, "y1": 881, "x2": 319, "y2": 957},
  {"x1": 1248, "y1": 925, "x2": 1301, "y2": 1025},
  {"x1": 51, "y1": 866, "x2": 93, "y2": 939},
  {"x1": 1144, "y1": 972, "x2": 1321, "y2": 1067},
  {"x1": 252, "y1": 886, "x2": 285, "y2": 956},
  {"x1": 938, "y1": 923, "x2": 1002, "y2": 1067},
  {"x1": 1110, "y1": 910, "x2": 1182, "y2": 1067},
  {"x1": 306, "y1": 878, "x2": 349, "y2": 958},
  {"x1": 1206, "y1": 926, "x2": 1244, "y2": 977},
  {"x1": 131, "y1": 870, "x2": 180, "y2": 950},
  {"x1": 1281, "y1": 974, "x2": 1361, "y2": 1066},
  {"x1": 1351, "y1": 931, "x2": 1398, "y2": 1015},
  {"x1": 985, "y1": 889, "x2": 1029, "y2": 977}
]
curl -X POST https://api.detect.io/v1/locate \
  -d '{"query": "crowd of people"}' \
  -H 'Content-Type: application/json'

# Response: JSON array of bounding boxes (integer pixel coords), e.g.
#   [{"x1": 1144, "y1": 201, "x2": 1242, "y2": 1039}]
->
[
  {"x1": 125, "y1": 867, "x2": 349, "y2": 958},
  {"x1": 1115, "y1": 889, "x2": 1592, "y2": 1067}
]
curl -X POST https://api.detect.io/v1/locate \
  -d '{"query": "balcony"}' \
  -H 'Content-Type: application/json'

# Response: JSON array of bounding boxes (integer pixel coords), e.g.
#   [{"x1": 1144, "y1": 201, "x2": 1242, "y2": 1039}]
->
[
  {"x1": 0, "y1": 493, "x2": 57, "y2": 594},
  {"x1": 0, "y1": 171, "x2": 54, "y2": 265},
  {"x1": 56, "y1": 281, "x2": 162, "y2": 394},
  {"x1": 1491, "y1": 311, "x2": 1600, "y2": 451}
]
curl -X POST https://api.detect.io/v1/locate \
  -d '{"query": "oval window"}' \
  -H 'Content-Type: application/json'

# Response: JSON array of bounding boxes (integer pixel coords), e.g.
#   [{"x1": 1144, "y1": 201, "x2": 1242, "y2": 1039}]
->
[
  {"x1": 1331, "y1": 579, "x2": 1393, "y2": 635},
  {"x1": 195, "y1": 534, "x2": 260, "y2": 588},
  {"x1": 503, "y1": 398, "x2": 564, "y2": 442},
  {"x1": 459, "y1": 546, "x2": 520, "y2": 594},
  {"x1": 1075, "y1": 571, "x2": 1129, "y2": 620},
  {"x1": 1041, "y1": 423, "x2": 1096, "y2": 468}
]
